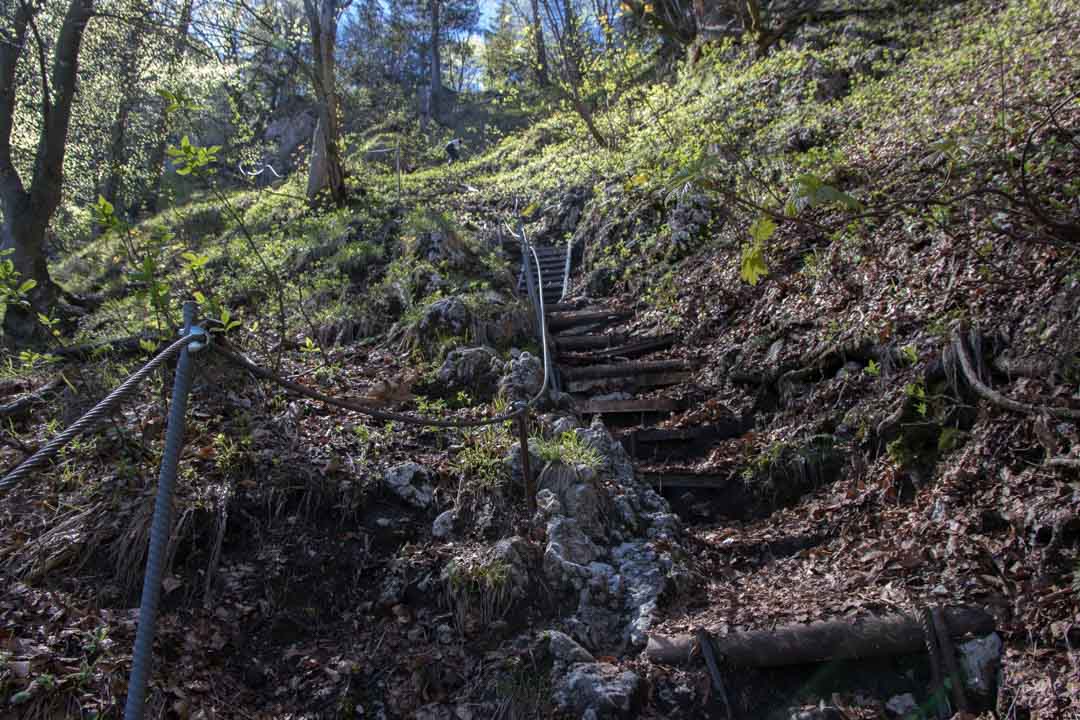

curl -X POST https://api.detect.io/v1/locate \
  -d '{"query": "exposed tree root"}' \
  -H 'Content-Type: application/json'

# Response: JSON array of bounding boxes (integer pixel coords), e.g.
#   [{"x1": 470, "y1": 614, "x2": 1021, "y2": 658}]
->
[
  {"x1": 950, "y1": 326, "x2": 1080, "y2": 421},
  {"x1": 0, "y1": 378, "x2": 63, "y2": 417}
]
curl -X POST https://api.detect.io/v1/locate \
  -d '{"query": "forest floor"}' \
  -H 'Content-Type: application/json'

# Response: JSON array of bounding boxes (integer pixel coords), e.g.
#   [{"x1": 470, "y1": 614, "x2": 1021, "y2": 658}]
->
[{"x1": 2, "y1": 0, "x2": 1079, "y2": 718}]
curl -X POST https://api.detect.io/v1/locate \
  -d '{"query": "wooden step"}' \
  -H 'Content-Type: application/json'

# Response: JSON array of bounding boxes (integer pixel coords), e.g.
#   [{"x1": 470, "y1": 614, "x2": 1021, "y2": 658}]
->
[
  {"x1": 576, "y1": 397, "x2": 682, "y2": 415},
  {"x1": 549, "y1": 309, "x2": 632, "y2": 331},
  {"x1": 565, "y1": 370, "x2": 694, "y2": 393},
  {"x1": 555, "y1": 332, "x2": 630, "y2": 351},
  {"x1": 640, "y1": 470, "x2": 732, "y2": 489},
  {"x1": 562, "y1": 335, "x2": 677, "y2": 362},
  {"x1": 561, "y1": 359, "x2": 695, "y2": 381},
  {"x1": 620, "y1": 420, "x2": 746, "y2": 445}
]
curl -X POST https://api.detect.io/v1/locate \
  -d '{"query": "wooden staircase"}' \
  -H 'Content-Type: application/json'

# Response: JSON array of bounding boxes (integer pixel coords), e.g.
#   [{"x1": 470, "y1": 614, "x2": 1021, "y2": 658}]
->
[{"x1": 519, "y1": 244, "x2": 747, "y2": 492}]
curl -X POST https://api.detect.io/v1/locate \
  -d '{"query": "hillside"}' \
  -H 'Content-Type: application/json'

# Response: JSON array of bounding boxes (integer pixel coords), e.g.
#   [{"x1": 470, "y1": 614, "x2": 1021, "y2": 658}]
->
[{"x1": 1, "y1": 0, "x2": 1078, "y2": 718}]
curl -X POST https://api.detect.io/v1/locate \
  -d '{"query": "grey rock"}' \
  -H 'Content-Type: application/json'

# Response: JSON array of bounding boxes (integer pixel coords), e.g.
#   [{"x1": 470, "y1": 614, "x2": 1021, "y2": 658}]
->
[
  {"x1": 432, "y1": 510, "x2": 456, "y2": 539},
  {"x1": 547, "y1": 630, "x2": 596, "y2": 664},
  {"x1": 437, "y1": 346, "x2": 504, "y2": 399},
  {"x1": 536, "y1": 489, "x2": 563, "y2": 518},
  {"x1": 417, "y1": 297, "x2": 471, "y2": 338},
  {"x1": 414, "y1": 231, "x2": 469, "y2": 269},
  {"x1": 551, "y1": 415, "x2": 581, "y2": 436},
  {"x1": 958, "y1": 632, "x2": 1003, "y2": 698},
  {"x1": 384, "y1": 462, "x2": 435, "y2": 509},
  {"x1": 498, "y1": 351, "x2": 544, "y2": 403},
  {"x1": 491, "y1": 536, "x2": 534, "y2": 598},
  {"x1": 885, "y1": 693, "x2": 917, "y2": 716},
  {"x1": 553, "y1": 663, "x2": 643, "y2": 719},
  {"x1": 545, "y1": 517, "x2": 600, "y2": 588}
]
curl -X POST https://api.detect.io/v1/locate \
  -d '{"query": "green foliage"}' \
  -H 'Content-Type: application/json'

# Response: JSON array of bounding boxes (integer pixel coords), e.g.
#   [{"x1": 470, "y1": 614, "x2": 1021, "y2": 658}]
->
[
  {"x1": 455, "y1": 421, "x2": 513, "y2": 491},
  {"x1": 785, "y1": 173, "x2": 863, "y2": 216},
  {"x1": 740, "y1": 216, "x2": 774, "y2": 286},
  {"x1": 0, "y1": 250, "x2": 38, "y2": 320},
  {"x1": 532, "y1": 431, "x2": 602, "y2": 469},
  {"x1": 865, "y1": 359, "x2": 881, "y2": 377},
  {"x1": 166, "y1": 135, "x2": 221, "y2": 177}
]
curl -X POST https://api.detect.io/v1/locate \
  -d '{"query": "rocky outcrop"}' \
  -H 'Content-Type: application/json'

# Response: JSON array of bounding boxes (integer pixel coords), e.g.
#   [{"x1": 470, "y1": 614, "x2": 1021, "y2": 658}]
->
[
  {"x1": 553, "y1": 662, "x2": 644, "y2": 719},
  {"x1": 383, "y1": 462, "x2": 435, "y2": 509},
  {"x1": 497, "y1": 349, "x2": 544, "y2": 403},
  {"x1": 539, "y1": 418, "x2": 687, "y2": 652},
  {"x1": 436, "y1": 346, "x2": 504, "y2": 400},
  {"x1": 416, "y1": 297, "x2": 471, "y2": 339}
]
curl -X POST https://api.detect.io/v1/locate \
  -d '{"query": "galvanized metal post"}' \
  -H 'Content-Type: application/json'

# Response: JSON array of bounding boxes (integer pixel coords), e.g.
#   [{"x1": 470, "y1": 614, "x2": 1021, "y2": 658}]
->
[
  {"x1": 517, "y1": 411, "x2": 535, "y2": 515},
  {"x1": 124, "y1": 302, "x2": 200, "y2": 720}
]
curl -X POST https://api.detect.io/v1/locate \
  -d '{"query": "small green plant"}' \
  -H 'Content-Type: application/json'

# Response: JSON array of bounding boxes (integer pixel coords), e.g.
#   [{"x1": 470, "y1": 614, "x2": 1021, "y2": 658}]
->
[
  {"x1": 901, "y1": 344, "x2": 919, "y2": 365},
  {"x1": 444, "y1": 554, "x2": 514, "y2": 635},
  {"x1": 740, "y1": 216, "x2": 773, "y2": 286},
  {"x1": 865, "y1": 359, "x2": 881, "y2": 376},
  {"x1": 532, "y1": 431, "x2": 603, "y2": 469}
]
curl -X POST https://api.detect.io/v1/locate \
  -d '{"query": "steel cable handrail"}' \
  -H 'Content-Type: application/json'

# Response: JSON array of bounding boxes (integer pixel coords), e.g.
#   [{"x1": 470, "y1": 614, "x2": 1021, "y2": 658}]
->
[{"x1": 0, "y1": 330, "x2": 205, "y2": 493}]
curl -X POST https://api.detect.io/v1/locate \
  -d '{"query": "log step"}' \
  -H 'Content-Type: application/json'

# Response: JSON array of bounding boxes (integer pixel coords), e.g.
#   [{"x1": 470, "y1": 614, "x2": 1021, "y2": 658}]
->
[
  {"x1": 619, "y1": 420, "x2": 747, "y2": 445},
  {"x1": 561, "y1": 359, "x2": 695, "y2": 381},
  {"x1": 549, "y1": 309, "x2": 632, "y2": 330},
  {"x1": 563, "y1": 335, "x2": 678, "y2": 362},
  {"x1": 640, "y1": 470, "x2": 731, "y2": 489},
  {"x1": 565, "y1": 370, "x2": 694, "y2": 393},
  {"x1": 576, "y1": 397, "x2": 682, "y2": 415},
  {"x1": 555, "y1": 332, "x2": 630, "y2": 351}
]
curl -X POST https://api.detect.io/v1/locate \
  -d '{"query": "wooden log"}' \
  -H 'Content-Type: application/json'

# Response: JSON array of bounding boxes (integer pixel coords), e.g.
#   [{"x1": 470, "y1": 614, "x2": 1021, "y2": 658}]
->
[
  {"x1": 576, "y1": 398, "x2": 681, "y2": 414},
  {"x1": 549, "y1": 309, "x2": 632, "y2": 330},
  {"x1": 646, "y1": 607, "x2": 995, "y2": 668},
  {"x1": 561, "y1": 359, "x2": 694, "y2": 381}
]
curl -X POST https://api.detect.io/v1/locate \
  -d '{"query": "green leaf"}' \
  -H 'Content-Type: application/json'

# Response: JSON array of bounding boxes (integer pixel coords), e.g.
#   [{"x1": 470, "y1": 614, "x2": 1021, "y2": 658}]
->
[
  {"x1": 18, "y1": 279, "x2": 37, "y2": 293},
  {"x1": 193, "y1": 291, "x2": 207, "y2": 304},
  {"x1": 139, "y1": 339, "x2": 157, "y2": 352},
  {"x1": 865, "y1": 359, "x2": 880, "y2": 376},
  {"x1": 749, "y1": 215, "x2": 777, "y2": 244},
  {"x1": 740, "y1": 241, "x2": 769, "y2": 286},
  {"x1": 176, "y1": 165, "x2": 192, "y2": 176},
  {"x1": 180, "y1": 135, "x2": 191, "y2": 148}
]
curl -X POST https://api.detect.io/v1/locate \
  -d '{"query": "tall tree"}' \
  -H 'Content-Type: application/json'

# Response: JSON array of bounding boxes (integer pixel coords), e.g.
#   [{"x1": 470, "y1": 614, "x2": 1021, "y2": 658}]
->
[
  {"x1": 0, "y1": 0, "x2": 95, "y2": 340},
  {"x1": 428, "y1": 0, "x2": 444, "y2": 121},
  {"x1": 145, "y1": 0, "x2": 193, "y2": 213},
  {"x1": 529, "y1": 0, "x2": 549, "y2": 85},
  {"x1": 303, "y1": 0, "x2": 346, "y2": 205}
]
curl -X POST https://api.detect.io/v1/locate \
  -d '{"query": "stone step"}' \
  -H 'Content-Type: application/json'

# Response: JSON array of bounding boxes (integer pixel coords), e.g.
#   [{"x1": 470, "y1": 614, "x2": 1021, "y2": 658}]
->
[
  {"x1": 560, "y1": 359, "x2": 695, "y2": 381},
  {"x1": 575, "y1": 397, "x2": 682, "y2": 415}
]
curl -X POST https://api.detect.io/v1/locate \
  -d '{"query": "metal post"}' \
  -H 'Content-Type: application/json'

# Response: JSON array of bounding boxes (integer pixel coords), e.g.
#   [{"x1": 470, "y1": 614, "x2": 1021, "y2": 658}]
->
[
  {"x1": 124, "y1": 302, "x2": 199, "y2": 720},
  {"x1": 396, "y1": 138, "x2": 402, "y2": 205},
  {"x1": 517, "y1": 411, "x2": 535, "y2": 515}
]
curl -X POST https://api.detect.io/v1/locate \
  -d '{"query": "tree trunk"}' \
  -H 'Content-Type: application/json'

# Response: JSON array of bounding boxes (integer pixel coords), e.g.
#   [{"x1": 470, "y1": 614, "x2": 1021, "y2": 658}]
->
[
  {"x1": 0, "y1": 0, "x2": 94, "y2": 342},
  {"x1": 101, "y1": 26, "x2": 140, "y2": 214},
  {"x1": 429, "y1": 0, "x2": 443, "y2": 121},
  {"x1": 530, "y1": 0, "x2": 549, "y2": 86},
  {"x1": 303, "y1": 0, "x2": 346, "y2": 206},
  {"x1": 144, "y1": 0, "x2": 193, "y2": 213}
]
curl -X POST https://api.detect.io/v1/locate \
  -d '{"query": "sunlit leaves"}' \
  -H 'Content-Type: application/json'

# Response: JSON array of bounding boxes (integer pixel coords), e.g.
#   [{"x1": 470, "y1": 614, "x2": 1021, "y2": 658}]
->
[
  {"x1": 785, "y1": 173, "x2": 863, "y2": 216},
  {"x1": 740, "y1": 216, "x2": 774, "y2": 285}
]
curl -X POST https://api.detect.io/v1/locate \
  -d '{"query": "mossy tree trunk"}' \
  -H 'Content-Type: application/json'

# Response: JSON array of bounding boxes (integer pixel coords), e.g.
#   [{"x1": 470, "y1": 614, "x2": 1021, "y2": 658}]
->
[
  {"x1": 0, "y1": 0, "x2": 95, "y2": 342},
  {"x1": 303, "y1": 0, "x2": 347, "y2": 206}
]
